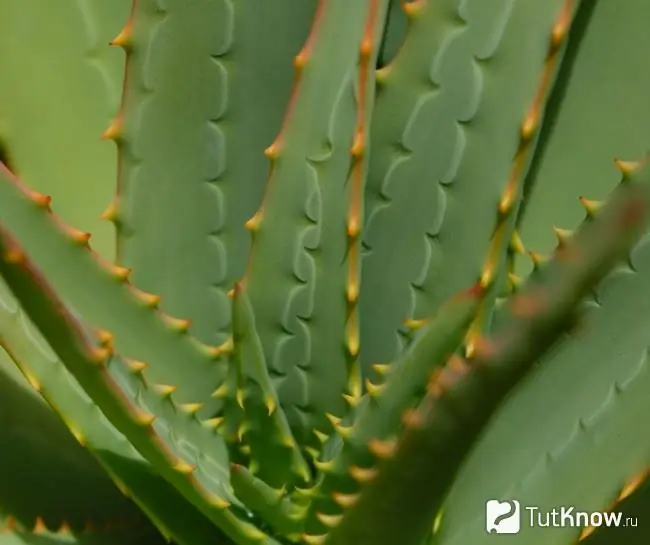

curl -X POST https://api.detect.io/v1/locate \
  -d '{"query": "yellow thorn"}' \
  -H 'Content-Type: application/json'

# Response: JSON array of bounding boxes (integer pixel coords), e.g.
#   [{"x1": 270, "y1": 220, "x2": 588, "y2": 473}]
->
[
  {"x1": 404, "y1": 318, "x2": 428, "y2": 330},
  {"x1": 236, "y1": 388, "x2": 245, "y2": 409},
  {"x1": 202, "y1": 336, "x2": 233, "y2": 359},
  {"x1": 349, "y1": 465, "x2": 377, "y2": 483},
  {"x1": 520, "y1": 111, "x2": 538, "y2": 142},
  {"x1": 614, "y1": 158, "x2": 640, "y2": 176},
  {"x1": 528, "y1": 251, "x2": 547, "y2": 268},
  {"x1": 161, "y1": 314, "x2": 191, "y2": 333},
  {"x1": 154, "y1": 384, "x2": 176, "y2": 397},
  {"x1": 180, "y1": 403, "x2": 203, "y2": 415},
  {"x1": 125, "y1": 358, "x2": 147, "y2": 374},
  {"x1": 402, "y1": 408, "x2": 425, "y2": 429},
  {"x1": 551, "y1": 1, "x2": 572, "y2": 46},
  {"x1": 313, "y1": 429, "x2": 329, "y2": 443},
  {"x1": 313, "y1": 459, "x2": 335, "y2": 472},
  {"x1": 3, "y1": 246, "x2": 24, "y2": 264},
  {"x1": 347, "y1": 215, "x2": 360, "y2": 238},
  {"x1": 265, "y1": 394, "x2": 277, "y2": 416},
  {"x1": 173, "y1": 460, "x2": 195, "y2": 475},
  {"x1": 109, "y1": 265, "x2": 131, "y2": 281},
  {"x1": 376, "y1": 65, "x2": 391, "y2": 85},
  {"x1": 433, "y1": 509, "x2": 444, "y2": 534},
  {"x1": 316, "y1": 512, "x2": 343, "y2": 528},
  {"x1": 202, "y1": 417, "x2": 225, "y2": 430},
  {"x1": 350, "y1": 131, "x2": 365, "y2": 158},
  {"x1": 110, "y1": 23, "x2": 133, "y2": 49},
  {"x1": 61, "y1": 224, "x2": 91, "y2": 246},
  {"x1": 618, "y1": 470, "x2": 649, "y2": 501},
  {"x1": 304, "y1": 446, "x2": 322, "y2": 461},
  {"x1": 578, "y1": 525, "x2": 596, "y2": 541},
  {"x1": 335, "y1": 423, "x2": 353, "y2": 440},
  {"x1": 23, "y1": 370, "x2": 41, "y2": 392},
  {"x1": 130, "y1": 286, "x2": 161, "y2": 308},
  {"x1": 57, "y1": 521, "x2": 72, "y2": 535},
  {"x1": 101, "y1": 116, "x2": 123, "y2": 141},
  {"x1": 294, "y1": 49, "x2": 309, "y2": 70},
  {"x1": 134, "y1": 410, "x2": 156, "y2": 427},
  {"x1": 368, "y1": 438, "x2": 397, "y2": 459},
  {"x1": 365, "y1": 378, "x2": 384, "y2": 397},
  {"x1": 32, "y1": 517, "x2": 47, "y2": 534},
  {"x1": 101, "y1": 199, "x2": 119, "y2": 222},
  {"x1": 68, "y1": 424, "x2": 87, "y2": 446},
  {"x1": 510, "y1": 231, "x2": 526, "y2": 255},
  {"x1": 302, "y1": 534, "x2": 327, "y2": 545},
  {"x1": 552, "y1": 225, "x2": 572, "y2": 246},
  {"x1": 90, "y1": 347, "x2": 111, "y2": 365},
  {"x1": 325, "y1": 413, "x2": 342, "y2": 428},
  {"x1": 211, "y1": 382, "x2": 229, "y2": 399},
  {"x1": 371, "y1": 363, "x2": 391, "y2": 376},
  {"x1": 26, "y1": 189, "x2": 52, "y2": 210},
  {"x1": 403, "y1": 0, "x2": 423, "y2": 17},
  {"x1": 346, "y1": 324, "x2": 359, "y2": 357},
  {"x1": 346, "y1": 280, "x2": 359, "y2": 304},
  {"x1": 332, "y1": 491, "x2": 359, "y2": 508},
  {"x1": 342, "y1": 391, "x2": 362, "y2": 407},
  {"x1": 96, "y1": 329, "x2": 114, "y2": 347},
  {"x1": 113, "y1": 478, "x2": 130, "y2": 497},
  {"x1": 244, "y1": 210, "x2": 263, "y2": 232},
  {"x1": 578, "y1": 196, "x2": 603, "y2": 216},
  {"x1": 237, "y1": 422, "x2": 250, "y2": 443}
]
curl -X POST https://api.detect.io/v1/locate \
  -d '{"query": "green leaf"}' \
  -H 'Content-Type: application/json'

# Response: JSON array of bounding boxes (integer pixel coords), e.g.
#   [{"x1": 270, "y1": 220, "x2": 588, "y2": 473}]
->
[
  {"x1": 0, "y1": 0, "x2": 130, "y2": 259},
  {"x1": 0, "y1": 284, "x2": 233, "y2": 545},
  {"x1": 322, "y1": 161, "x2": 650, "y2": 545}
]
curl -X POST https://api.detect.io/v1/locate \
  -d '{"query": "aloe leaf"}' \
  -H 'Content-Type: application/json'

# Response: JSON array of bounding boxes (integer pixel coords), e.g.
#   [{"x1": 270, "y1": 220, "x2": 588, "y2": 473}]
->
[
  {"x1": 0, "y1": 287, "x2": 233, "y2": 545},
  {"x1": 230, "y1": 464, "x2": 304, "y2": 538},
  {"x1": 0, "y1": 517, "x2": 164, "y2": 545},
  {"x1": 360, "y1": 0, "x2": 577, "y2": 367},
  {"x1": 303, "y1": 284, "x2": 483, "y2": 536},
  {"x1": 514, "y1": 0, "x2": 650, "y2": 276},
  {"x1": 435, "y1": 162, "x2": 650, "y2": 544},
  {"x1": 107, "y1": 0, "x2": 317, "y2": 350},
  {"x1": 0, "y1": 162, "x2": 227, "y2": 415},
  {"x1": 242, "y1": 0, "x2": 387, "y2": 444},
  {"x1": 318, "y1": 161, "x2": 650, "y2": 545},
  {"x1": 0, "y1": 0, "x2": 129, "y2": 259},
  {"x1": 0, "y1": 352, "x2": 140, "y2": 532},
  {"x1": 0, "y1": 228, "x2": 279, "y2": 544},
  {"x1": 231, "y1": 283, "x2": 311, "y2": 489}
]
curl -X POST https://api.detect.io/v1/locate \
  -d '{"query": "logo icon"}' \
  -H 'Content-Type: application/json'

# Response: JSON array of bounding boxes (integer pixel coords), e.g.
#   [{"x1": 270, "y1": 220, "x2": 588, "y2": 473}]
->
[{"x1": 486, "y1": 499, "x2": 521, "y2": 534}]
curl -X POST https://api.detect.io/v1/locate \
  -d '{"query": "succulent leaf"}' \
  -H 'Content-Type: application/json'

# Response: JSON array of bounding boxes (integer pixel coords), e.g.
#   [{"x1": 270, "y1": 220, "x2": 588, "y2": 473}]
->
[
  {"x1": 0, "y1": 352, "x2": 139, "y2": 532},
  {"x1": 0, "y1": 285, "x2": 231, "y2": 545},
  {"x1": 0, "y1": 163, "x2": 224, "y2": 415},
  {"x1": 109, "y1": 0, "x2": 318, "y2": 354},
  {"x1": 304, "y1": 283, "x2": 484, "y2": 534},
  {"x1": 0, "y1": 222, "x2": 279, "y2": 544},
  {"x1": 320, "y1": 163, "x2": 650, "y2": 545},
  {"x1": 436, "y1": 161, "x2": 650, "y2": 545},
  {"x1": 515, "y1": 0, "x2": 650, "y2": 277},
  {"x1": 360, "y1": 0, "x2": 576, "y2": 366},
  {"x1": 0, "y1": 0, "x2": 130, "y2": 260},
  {"x1": 242, "y1": 0, "x2": 389, "y2": 445},
  {"x1": 231, "y1": 282, "x2": 311, "y2": 489}
]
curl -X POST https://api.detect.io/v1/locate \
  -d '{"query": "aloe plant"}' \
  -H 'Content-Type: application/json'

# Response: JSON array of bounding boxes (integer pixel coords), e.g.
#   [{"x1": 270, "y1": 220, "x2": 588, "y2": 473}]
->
[{"x1": 0, "y1": 1, "x2": 650, "y2": 544}]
